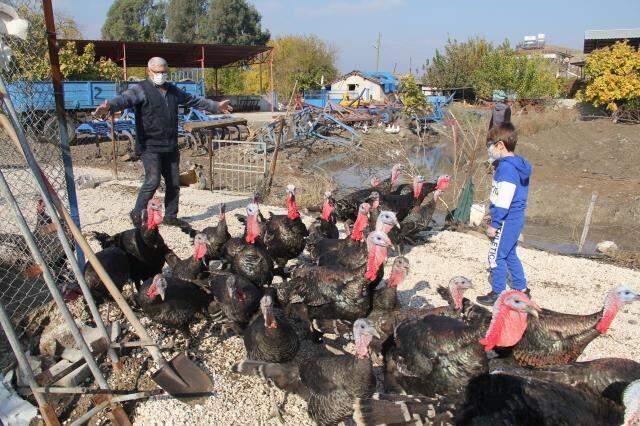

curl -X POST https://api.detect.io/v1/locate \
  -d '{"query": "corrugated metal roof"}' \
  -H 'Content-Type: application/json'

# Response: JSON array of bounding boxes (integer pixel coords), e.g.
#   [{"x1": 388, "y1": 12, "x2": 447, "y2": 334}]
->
[
  {"x1": 59, "y1": 39, "x2": 271, "y2": 68},
  {"x1": 585, "y1": 29, "x2": 640, "y2": 40}
]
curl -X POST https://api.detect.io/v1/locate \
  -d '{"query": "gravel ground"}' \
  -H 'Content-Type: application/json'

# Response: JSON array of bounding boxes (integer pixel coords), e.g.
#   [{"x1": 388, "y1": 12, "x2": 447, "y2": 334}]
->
[{"x1": 71, "y1": 167, "x2": 640, "y2": 425}]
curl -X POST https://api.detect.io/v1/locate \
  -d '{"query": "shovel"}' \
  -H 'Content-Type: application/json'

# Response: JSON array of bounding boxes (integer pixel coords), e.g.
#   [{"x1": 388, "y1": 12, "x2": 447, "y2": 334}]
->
[{"x1": 0, "y1": 113, "x2": 214, "y2": 397}]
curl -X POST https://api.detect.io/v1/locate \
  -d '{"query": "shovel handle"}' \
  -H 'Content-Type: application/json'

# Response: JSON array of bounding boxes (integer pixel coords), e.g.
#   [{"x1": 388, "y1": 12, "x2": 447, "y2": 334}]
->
[{"x1": 0, "y1": 114, "x2": 168, "y2": 369}]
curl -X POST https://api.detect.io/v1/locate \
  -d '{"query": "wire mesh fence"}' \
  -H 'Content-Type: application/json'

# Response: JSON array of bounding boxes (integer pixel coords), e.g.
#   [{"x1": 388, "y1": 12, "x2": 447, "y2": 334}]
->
[
  {"x1": 211, "y1": 139, "x2": 267, "y2": 194},
  {"x1": 0, "y1": 0, "x2": 76, "y2": 342}
]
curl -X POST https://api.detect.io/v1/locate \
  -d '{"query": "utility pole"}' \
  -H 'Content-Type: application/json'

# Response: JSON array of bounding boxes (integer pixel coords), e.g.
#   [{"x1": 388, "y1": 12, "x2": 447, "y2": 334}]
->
[
  {"x1": 409, "y1": 57, "x2": 412, "y2": 75},
  {"x1": 374, "y1": 32, "x2": 381, "y2": 71}
]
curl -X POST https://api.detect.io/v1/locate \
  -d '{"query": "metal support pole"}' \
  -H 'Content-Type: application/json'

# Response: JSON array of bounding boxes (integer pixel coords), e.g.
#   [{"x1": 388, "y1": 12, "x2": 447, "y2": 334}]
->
[
  {"x1": 42, "y1": 0, "x2": 84, "y2": 267},
  {"x1": 214, "y1": 68, "x2": 218, "y2": 95},
  {"x1": 0, "y1": 303, "x2": 60, "y2": 426},
  {"x1": 259, "y1": 62, "x2": 263, "y2": 95},
  {"x1": 0, "y1": 169, "x2": 111, "y2": 390},
  {"x1": 121, "y1": 42, "x2": 127, "y2": 81}
]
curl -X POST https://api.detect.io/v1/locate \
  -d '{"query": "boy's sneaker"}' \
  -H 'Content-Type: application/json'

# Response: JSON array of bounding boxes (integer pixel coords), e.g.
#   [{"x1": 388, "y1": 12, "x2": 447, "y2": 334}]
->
[
  {"x1": 523, "y1": 288, "x2": 531, "y2": 298},
  {"x1": 477, "y1": 291, "x2": 500, "y2": 306},
  {"x1": 163, "y1": 217, "x2": 190, "y2": 228}
]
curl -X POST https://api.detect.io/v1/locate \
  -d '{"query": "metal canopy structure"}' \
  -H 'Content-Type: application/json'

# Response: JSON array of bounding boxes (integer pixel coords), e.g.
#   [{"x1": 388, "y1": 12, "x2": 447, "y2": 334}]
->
[
  {"x1": 58, "y1": 39, "x2": 275, "y2": 102},
  {"x1": 59, "y1": 39, "x2": 272, "y2": 69},
  {"x1": 583, "y1": 29, "x2": 640, "y2": 53}
]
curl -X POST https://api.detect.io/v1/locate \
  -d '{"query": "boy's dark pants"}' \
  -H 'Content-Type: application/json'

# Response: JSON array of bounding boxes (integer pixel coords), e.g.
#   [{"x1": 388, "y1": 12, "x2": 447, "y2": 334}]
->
[{"x1": 133, "y1": 150, "x2": 180, "y2": 218}]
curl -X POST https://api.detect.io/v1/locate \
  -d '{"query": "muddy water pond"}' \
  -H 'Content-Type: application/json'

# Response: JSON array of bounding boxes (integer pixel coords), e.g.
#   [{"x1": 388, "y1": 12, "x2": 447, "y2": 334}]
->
[{"x1": 311, "y1": 143, "x2": 633, "y2": 255}]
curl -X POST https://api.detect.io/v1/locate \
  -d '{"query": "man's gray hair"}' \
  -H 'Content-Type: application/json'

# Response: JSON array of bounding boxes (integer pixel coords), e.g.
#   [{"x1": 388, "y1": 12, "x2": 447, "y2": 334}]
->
[{"x1": 147, "y1": 57, "x2": 168, "y2": 69}]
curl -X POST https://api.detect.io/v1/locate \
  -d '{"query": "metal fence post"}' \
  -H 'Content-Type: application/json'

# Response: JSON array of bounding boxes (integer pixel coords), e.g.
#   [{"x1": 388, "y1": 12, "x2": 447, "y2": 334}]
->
[
  {"x1": 42, "y1": 0, "x2": 84, "y2": 267},
  {"x1": 0, "y1": 302, "x2": 60, "y2": 426}
]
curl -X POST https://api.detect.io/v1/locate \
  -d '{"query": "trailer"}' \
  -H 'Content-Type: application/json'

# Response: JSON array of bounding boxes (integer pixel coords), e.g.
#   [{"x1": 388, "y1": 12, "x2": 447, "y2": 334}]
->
[{"x1": 6, "y1": 79, "x2": 205, "y2": 142}]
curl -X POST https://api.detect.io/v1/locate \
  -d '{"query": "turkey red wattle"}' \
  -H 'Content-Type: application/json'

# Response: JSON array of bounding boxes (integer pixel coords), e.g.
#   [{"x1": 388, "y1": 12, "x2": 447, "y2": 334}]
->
[
  {"x1": 350, "y1": 210, "x2": 369, "y2": 242},
  {"x1": 413, "y1": 177, "x2": 425, "y2": 199},
  {"x1": 435, "y1": 175, "x2": 450, "y2": 191},
  {"x1": 321, "y1": 198, "x2": 334, "y2": 221},
  {"x1": 355, "y1": 333, "x2": 373, "y2": 359},
  {"x1": 286, "y1": 193, "x2": 301, "y2": 220},
  {"x1": 194, "y1": 241, "x2": 207, "y2": 260},
  {"x1": 146, "y1": 208, "x2": 163, "y2": 231},
  {"x1": 596, "y1": 291, "x2": 624, "y2": 334},
  {"x1": 365, "y1": 236, "x2": 389, "y2": 281},
  {"x1": 245, "y1": 214, "x2": 261, "y2": 244},
  {"x1": 387, "y1": 264, "x2": 408, "y2": 288},
  {"x1": 479, "y1": 290, "x2": 539, "y2": 351}
]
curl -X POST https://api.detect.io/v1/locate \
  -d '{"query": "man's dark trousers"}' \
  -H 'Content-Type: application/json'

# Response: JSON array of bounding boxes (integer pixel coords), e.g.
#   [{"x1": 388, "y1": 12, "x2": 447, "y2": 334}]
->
[{"x1": 134, "y1": 150, "x2": 180, "y2": 219}]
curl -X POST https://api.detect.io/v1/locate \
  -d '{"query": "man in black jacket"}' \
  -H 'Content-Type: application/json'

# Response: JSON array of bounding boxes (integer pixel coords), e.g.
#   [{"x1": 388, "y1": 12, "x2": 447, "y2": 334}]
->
[{"x1": 94, "y1": 57, "x2": 231, "y2": 227}]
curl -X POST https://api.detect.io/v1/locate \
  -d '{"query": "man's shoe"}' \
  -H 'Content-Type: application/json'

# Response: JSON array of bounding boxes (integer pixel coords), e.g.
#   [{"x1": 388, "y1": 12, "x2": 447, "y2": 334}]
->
[
  {"x1": 523, "y1": 288, "x2": 531, "y2": 298},
  {"x1": 130, "y1": 210, "x2": 142, "y2": 227},
  {"x1": 162, "y1": 217, "x2": 190, "y2": 228},
  {"x1": 477, "y1": 291, "x2": 500, "y2": 306}
]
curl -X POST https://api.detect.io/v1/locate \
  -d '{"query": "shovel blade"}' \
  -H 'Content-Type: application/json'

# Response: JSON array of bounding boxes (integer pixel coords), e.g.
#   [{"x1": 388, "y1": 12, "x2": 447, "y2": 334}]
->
[{"x1": 151, "y1": 353, "x2": 214, "y2": 397}]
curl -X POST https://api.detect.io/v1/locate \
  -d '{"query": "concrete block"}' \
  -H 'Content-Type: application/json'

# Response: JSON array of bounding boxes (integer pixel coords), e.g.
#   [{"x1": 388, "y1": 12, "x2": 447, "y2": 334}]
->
[
  {"x1": 60, "y1": 347, "x2": 83, "y2": 363},
  {"x1": 51, "y1": 360, "x2": 91, "y2": 388}
]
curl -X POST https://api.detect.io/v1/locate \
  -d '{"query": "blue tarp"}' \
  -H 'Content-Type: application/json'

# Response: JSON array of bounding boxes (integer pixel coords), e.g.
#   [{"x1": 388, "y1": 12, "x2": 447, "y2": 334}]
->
[{"x1": 362, "y1": 71, "x2": 399, "y2": 93}]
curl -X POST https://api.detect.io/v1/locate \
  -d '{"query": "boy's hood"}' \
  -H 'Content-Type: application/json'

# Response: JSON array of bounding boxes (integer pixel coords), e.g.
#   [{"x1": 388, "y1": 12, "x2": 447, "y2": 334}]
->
[{"x1": 501, "y1": 156, "x2": 532, "y2": 183}]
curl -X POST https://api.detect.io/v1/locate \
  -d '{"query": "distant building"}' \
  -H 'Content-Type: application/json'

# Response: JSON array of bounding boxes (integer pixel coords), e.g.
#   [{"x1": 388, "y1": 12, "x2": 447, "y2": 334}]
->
[
  {"x1": 330, "y1": 70, "x2": 399, "y2": 103},
  {"x1": 515, "y1": 34, "x2": 582, "y2": 78},
  {"x1": 583, "y1": 28, "x2": 640, "y2": 53}
]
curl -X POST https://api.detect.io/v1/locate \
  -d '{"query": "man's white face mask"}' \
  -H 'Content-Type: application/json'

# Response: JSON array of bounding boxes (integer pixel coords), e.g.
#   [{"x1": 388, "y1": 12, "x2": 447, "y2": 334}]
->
[{"x1": 151, "y1": 71, "x2": 167, "y2": 86}]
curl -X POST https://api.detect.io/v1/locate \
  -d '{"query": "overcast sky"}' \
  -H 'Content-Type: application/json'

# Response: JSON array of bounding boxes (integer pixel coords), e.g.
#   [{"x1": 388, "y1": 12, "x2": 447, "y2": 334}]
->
[{"x1": 54, "y1": 0, "x2": 640, "y2": 73}]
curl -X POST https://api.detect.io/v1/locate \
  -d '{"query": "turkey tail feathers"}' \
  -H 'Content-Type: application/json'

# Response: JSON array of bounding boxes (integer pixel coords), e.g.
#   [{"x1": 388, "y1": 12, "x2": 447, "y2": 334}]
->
[
  {"x1": 312, "y1": 319, "x2": 352, "y2": 335},
  {"x1": 353, "y1": 394, "x2": 454, "y2": 426}
]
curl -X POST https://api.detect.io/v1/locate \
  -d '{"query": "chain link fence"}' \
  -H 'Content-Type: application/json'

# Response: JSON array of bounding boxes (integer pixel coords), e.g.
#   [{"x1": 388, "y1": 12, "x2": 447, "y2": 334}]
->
[{"x1": 0, "y1": 0, "x2": 76, "y2": 354}]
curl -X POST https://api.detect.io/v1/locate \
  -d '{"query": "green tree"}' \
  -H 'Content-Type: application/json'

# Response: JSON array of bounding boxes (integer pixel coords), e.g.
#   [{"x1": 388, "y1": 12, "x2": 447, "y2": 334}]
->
[
  {"x1": 423, "y1": 37, "x2": 493, "y2": 88},
  {"x1": 399, "y1": 74, "x2": 429, "y2": 116},
  {"x1": 166, "y1": 0, "x2": 206, "y2": 43},
  {"x1": 199, "y1": 0, "x2": 270, "y2": 45},
  {"x1": 101, "y1": 0, "x2": 166, "y2": 42},
  {"x1": 9, "y1": 5, "x2": 119, "y2": 81},
  {"x1": 265, "y1": 35, "x2": 338, "y2": 99},
  {"x1": 473, "y1": 43, "x2": 559, "y2": 99}
]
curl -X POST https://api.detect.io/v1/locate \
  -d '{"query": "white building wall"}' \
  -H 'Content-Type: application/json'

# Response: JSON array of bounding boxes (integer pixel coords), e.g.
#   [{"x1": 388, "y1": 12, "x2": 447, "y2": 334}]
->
[{"x1": 331, "y1": 75, "x2": 385, "y2": 102}]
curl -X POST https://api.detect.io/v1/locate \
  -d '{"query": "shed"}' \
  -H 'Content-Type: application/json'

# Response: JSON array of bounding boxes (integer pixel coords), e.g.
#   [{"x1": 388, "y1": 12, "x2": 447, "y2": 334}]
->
[
  {"x1": 330, "y1": 70, "x2": 399, "y2": 103},
  {"x1": 583, "y1": 29, "x2": 640, "y2": 53}
]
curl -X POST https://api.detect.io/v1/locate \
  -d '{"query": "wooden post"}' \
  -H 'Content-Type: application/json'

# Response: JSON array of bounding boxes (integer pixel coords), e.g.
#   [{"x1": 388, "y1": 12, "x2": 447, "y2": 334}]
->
[
  {"x1": 259, "y1": 62, "x2": 263, "y2": 94},
  {"x1": 265, "y1": 116, "x2": 283, "y2": 194},
  {"x1": 110, "y1": 116, "x2": 118, "y2": 180},
  {"x1": 214, "y1": 68, "x2": 218, "y2": 95},
  {"x1": 122, "y1": 42, "x2": 127, "y2": 81},
  {"x1": 269, "y1": 52, "x2": 274, "y2": 112},
  {"x1": 578, "y1": 192, "x2": 598, "y2": 253}
]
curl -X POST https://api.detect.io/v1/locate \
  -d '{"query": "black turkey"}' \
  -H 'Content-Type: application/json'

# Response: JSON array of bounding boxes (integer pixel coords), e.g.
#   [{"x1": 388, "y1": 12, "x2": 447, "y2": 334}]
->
[
  {"x1": 233, "y1": 318, "x2": 379, "y2": 426},
  {"x1": 179, "y1": 203, "x2": 230, "y2": 261},
  {"x1": 165, "y1": 233, "x2": 209, "y2": 282},
  {"x1": 383, "y1": 290, "x2": 540, "y2": 400},
  {"x1": 136, "y1": 274, "x2": 210, "y2": 332},
  {"x1": 262, "y1": 184, "x2": 309, "y2": 269},
  {"x1": 90, "y1": 198, "x2": 172, "y2": 285},
  {"x1": 242, "y1": 289, "x2": 299, "y2": 363},
  {"x1": 222, "y1": 202, "x2": 274, "y2": 287},
  {"x1": 206, "y1": 271, "x2": 263, "y2": 336}
]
